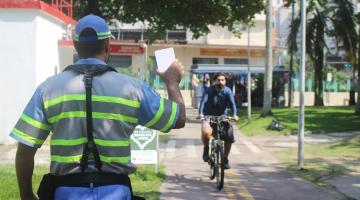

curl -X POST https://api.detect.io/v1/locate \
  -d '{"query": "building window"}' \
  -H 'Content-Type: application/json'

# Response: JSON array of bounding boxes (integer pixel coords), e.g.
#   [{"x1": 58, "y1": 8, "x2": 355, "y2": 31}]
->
[
  {"x1": 167, "y1": 30, "x2": 186, "y2": 41},
  {"x1": 192, "y1": 57, "x2": 218, "y2": 64},
  {"x1": 224, "y1": 58, "x2": 248, "y2": 65},
  {"x1": 108, "y1": 55, "x2": 132, "y2": 68}
]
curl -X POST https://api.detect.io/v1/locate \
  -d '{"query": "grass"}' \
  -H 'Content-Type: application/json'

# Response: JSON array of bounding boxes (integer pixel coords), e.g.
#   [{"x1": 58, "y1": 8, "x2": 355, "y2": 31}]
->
[
  {"x1": 274, "y1": 135, "x2": 360, "y2": 187},
  {"x1": 0, "y1": 164, "x2": 165, "y2": 200},
  {"x1": 238, "y1": 106, "x2": 360, "y2": 136},
  {"x1": 130, "y1": 165, "x2": 166, "y2": 199},
  {"x1": 159, "y1": 132, "x2": 171, "y2": 143},
  {"x1": 0, "y1": 165, "x2": 48, "y2": 200}
]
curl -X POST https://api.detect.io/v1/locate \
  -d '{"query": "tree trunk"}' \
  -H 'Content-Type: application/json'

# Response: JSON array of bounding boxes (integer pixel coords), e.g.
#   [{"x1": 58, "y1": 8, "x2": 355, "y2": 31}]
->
[
  {"x1": 356, "y1": 74, "x2": 360, "y2": 114},
  {"x1": 349, "y1": 90, "x2": 356, "y2": 105},
  {"x1": 314, "y1": 52, "x2": 324, "y2": 106},
  {"x1": 355, "y1": 37, "x2": 360, "y2": 114},
  {"x1": 261, "y1": 0, "x2": 273, "y2": 116},
  {"x1": 349, "y1": 67, "x2": 356, "y2": 105}
]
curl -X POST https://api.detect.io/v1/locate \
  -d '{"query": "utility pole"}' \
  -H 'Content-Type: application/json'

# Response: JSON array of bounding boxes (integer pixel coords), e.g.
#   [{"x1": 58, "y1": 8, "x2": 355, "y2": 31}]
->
[
  {"x1": 298, "y1": 0, "x2": 306, "y2": 169},
  {"x1": 247, "y1": 26, "x2": 251, "y2": 119}
]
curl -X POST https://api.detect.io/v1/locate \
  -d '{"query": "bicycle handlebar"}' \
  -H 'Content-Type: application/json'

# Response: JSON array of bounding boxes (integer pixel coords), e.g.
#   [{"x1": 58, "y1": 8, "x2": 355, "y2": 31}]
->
[{"x1": 199, "y1": 115, "x2": 236, "y2": 122}]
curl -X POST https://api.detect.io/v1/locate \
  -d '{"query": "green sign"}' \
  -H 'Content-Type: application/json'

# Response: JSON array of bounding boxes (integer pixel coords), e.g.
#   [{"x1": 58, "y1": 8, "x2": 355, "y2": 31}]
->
[{"x1": 130, "y1": 126, "x2": 158, "y2": 164}]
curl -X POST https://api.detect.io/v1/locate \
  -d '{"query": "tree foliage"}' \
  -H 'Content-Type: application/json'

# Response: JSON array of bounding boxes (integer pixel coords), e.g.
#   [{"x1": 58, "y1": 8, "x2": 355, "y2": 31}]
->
[
  {"x1": 72, "y1": 0, "x2": 264, "y2": 40},
  {"x1": 287, "y1": 0, "x2": 357, "y2": 106}
]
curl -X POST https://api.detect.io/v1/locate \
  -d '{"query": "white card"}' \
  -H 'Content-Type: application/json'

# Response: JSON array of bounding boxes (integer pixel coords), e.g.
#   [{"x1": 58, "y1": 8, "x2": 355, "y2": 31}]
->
[{"x1": 154, "y1": 48, "x2": 175, "y2": 72}]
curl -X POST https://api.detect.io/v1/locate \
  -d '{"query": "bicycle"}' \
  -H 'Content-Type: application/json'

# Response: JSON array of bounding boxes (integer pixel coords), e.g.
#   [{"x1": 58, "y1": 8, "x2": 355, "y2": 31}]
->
[{"x1": 201, "y1": 115, "x2": 233, "y2": 190}]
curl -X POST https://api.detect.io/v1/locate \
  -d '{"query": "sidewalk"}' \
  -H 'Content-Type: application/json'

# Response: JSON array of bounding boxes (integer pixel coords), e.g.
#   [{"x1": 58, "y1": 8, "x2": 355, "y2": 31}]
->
[
  {"x1": 159, "y1": 108, "x2": 359, "y2": 200},
  {"x1": 251, "y1": 131, "x2": 360, "y2": 200}
]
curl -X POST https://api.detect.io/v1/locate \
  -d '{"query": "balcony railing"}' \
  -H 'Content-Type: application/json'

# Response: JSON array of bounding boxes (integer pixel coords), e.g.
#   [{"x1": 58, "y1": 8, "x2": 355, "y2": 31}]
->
[
  {"x1": 110, "y1": 29, "x2": 187, "y2": 42},
  {"x1": 51, "y1": 0, "x2": 73, "y2": 17}
]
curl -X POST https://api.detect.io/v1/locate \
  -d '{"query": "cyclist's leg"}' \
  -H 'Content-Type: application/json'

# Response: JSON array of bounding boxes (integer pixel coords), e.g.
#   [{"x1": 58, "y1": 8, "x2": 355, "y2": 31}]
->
[
  {"x1": 223, "y1": 122, "x2": 235, "y2": 169},
  {"x1": 201, "y1": 119, "x2": 212, "y2": 162}
]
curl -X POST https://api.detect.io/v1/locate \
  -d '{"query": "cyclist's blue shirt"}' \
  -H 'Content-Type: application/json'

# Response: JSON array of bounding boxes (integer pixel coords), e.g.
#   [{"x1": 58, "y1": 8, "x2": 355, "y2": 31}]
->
[{"x1": 199, "y1": 86, "x2": 237, "y2": 116}]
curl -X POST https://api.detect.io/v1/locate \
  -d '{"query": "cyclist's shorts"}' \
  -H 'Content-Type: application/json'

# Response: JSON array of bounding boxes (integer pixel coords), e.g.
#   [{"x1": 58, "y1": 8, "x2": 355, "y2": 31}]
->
[{"x1": 202, "y1": 120, "x2": 235, "y2": 143}]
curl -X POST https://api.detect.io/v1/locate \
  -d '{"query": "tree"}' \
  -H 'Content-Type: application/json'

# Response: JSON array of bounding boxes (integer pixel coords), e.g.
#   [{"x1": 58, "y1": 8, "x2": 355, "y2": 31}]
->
[
  {"x1": 72, "y1": 0, "x2": 265, "y2": 40},
  {"x1": 285, "y1": 0, "x2": 299, "y2": 107},
  {"x1": 355, "y1": 12, "x2": 360, "y2": 114},
  {"x1": 287, "y1": 0, "x2": 332, "y2": 106},
  {"x1": 330, "y1": 0, "x2": 357, "y2": 107},
  {"x1": 261, "y1": 0, "x2": 273, "y2": 116},
  {"x1": 287, "y1": 0, "x2": 359, "y2": 107}
]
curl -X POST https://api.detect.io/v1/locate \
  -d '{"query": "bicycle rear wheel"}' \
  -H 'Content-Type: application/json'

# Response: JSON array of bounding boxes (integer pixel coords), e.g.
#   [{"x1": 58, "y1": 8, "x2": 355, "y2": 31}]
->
[{"x1": 215, "y1": 143, "x2": 224, "y2": 190}]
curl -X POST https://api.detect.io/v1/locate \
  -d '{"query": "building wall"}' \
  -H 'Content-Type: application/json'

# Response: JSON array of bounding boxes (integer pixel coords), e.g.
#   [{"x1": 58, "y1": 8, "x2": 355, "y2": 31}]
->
[
  {"x1": 0, "y1": 9, "x2": 66, "y2": 144},
  {"x1": 0, "y1": 10, "x2": 38, "y2": 144},
  {"x1": 35, "y1": 12, "x2": 64, "y2": 85},
  {"x1": 58, "y1": 45, "x2": 75, "y2": 71},
  {"x1": 288, "y1": 92, "x2": 357, "y2": 106}
]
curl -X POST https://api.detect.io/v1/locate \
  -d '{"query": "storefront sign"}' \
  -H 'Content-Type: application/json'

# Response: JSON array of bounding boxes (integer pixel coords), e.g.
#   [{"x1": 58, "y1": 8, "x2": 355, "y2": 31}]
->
[
  {"x1": 200, "y1": 48, "x2": 265, "y2": 57},
  {"x1": 111, "y1": 45, "x2": 144, "y2": 54}
]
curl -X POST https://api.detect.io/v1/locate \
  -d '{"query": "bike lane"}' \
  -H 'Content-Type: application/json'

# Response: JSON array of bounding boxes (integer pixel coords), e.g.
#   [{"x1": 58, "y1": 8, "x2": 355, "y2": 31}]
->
[{"x1": 159, "y1": 110, "x2": 342, "y2": 200}]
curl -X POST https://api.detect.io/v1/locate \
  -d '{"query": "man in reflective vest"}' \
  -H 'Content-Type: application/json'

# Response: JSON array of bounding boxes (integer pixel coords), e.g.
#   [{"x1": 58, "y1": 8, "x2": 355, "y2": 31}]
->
[{"x1": 11, "y1": 14, "x2": 185, "y2": 200}]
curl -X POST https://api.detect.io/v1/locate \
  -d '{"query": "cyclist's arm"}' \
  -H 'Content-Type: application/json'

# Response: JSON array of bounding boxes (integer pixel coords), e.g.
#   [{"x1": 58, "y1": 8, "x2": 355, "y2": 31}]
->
[
  {"x1": 226, "y1": 88, "x2": 237, "y2": 116},
  {"x1": 199, "y1": 91, "x2": 208, "y2": 115}
]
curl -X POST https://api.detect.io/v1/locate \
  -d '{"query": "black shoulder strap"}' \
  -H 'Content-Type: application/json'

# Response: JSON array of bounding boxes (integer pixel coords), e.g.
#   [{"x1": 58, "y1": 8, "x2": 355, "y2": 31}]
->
[{"x1": 64, "y1": 64, "x2": 116, "y2": 172}]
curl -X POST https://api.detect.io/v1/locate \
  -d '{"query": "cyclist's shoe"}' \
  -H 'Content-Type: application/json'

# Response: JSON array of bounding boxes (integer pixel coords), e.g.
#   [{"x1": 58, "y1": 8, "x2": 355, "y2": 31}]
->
[
  {"x1": 224, "y1": 158, "x2": 231, "y2": 169},
  {"x1": 202, "y1": 146, "x2": 209, "y2": 162}
]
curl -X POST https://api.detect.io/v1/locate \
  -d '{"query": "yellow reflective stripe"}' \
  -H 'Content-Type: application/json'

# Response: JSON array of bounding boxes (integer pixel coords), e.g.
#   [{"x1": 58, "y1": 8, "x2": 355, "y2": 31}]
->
[
  {"x1": 94, "y1": 138, "x2": 129, "y2": 147},
  {"x1": 51, "y1": 155, "x2": 130, "y2": 164},
  {"x1": 48, "y1": 111, "x2": 86, "y2": 123},
  {"x1": 48, "y1": 111, "x2": 138, "y2": 124},
  {"x1": 100, "y1": 155, "x2": 130, "y2": 163},
  {"x1": 12, "y1": 128, "x2": 44, "y2": 145},
  {"x1": 92, "y1": 112, "x2": 138, "y2": 123},
  {"x1": 20, "y1": 114, "x2": 50, "y2": 130},
  {"x1": 51, "y1": 137, "x2": 87, "y2": 146},
  {"x1": 50, "y1": 137, "x2": 129, "y2": 147},
  {"x1": 97, "y1": 31, "x2": 112, "y2": 39},
  {"x1": 51, "y1": 155, "x2": 82, "y2": 163},
  {"x1": 44, "y1": 94, "x2": 140, "y2": 109},
  {"x1": 44, "y1": 94, "x2": 85, "y2": 109},
  {"x1": 92, "y1": 95, "x2": 140, "y2": 108},
  {"x1": 144, "y1": 98, "x2": 164, "y2": 128},
  {"x1": 97, "y1": 31, "x2": 111, "y2": 36},
  {"x1": 161, "y1": 102, "x2": 178, "y2": 132}
]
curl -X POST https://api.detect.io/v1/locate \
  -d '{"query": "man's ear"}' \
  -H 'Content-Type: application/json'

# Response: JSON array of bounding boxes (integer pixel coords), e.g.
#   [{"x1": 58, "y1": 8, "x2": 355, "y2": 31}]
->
[{"x1": 104, "y1": 39, "x2": 110, "y2": 54}]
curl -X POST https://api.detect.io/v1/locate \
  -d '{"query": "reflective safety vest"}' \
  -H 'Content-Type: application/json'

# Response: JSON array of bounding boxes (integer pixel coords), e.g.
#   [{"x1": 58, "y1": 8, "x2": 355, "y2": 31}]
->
[{"x1": 11, "y1": 64, "x2": 179, "y2": 175}]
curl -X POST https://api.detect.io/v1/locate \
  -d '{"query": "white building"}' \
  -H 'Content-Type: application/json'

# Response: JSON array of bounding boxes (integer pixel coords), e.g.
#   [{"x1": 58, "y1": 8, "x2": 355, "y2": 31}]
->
[{"x1": 0, "y1": 0, "x2": 75, "y2": 144}]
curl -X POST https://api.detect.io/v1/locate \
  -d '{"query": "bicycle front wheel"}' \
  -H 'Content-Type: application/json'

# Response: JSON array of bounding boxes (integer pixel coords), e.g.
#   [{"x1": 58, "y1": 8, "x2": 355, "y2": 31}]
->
[
  {"x1": 215, "y1": 143, "x2": 224, "y2": 190},
  {"x1": 209, "y1": 141, "x2": 216, "y2": 180}
]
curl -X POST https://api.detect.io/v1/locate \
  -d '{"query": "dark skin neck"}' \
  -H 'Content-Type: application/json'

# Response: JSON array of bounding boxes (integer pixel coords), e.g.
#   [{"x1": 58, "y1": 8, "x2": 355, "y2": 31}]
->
[{"x1": 78, "y1": 39, "x2": 110, "y2": 62}]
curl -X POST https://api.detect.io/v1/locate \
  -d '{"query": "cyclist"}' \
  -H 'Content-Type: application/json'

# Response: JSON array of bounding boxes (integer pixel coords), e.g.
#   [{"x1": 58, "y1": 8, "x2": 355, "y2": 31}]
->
[{"x1": 198, "y1": 72, "x2": 239, "y2": 169}]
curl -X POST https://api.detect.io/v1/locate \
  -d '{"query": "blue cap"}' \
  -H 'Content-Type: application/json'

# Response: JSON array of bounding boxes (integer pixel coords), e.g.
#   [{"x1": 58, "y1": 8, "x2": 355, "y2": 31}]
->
[{"x1": 74, "y1": 14, "x2": 111, "y2": 42}]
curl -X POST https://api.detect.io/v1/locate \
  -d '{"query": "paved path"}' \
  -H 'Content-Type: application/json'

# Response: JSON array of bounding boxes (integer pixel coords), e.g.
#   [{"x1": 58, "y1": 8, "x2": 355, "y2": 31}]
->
[{"x1": 159, "y1": 111, "x2": 346, "y2": 200}]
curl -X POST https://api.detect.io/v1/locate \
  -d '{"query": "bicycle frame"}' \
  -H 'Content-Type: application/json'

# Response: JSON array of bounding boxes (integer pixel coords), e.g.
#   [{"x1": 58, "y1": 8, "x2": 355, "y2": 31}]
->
[{"x1": 204, "y1": 115, "x2": 231, "y2": 190}]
